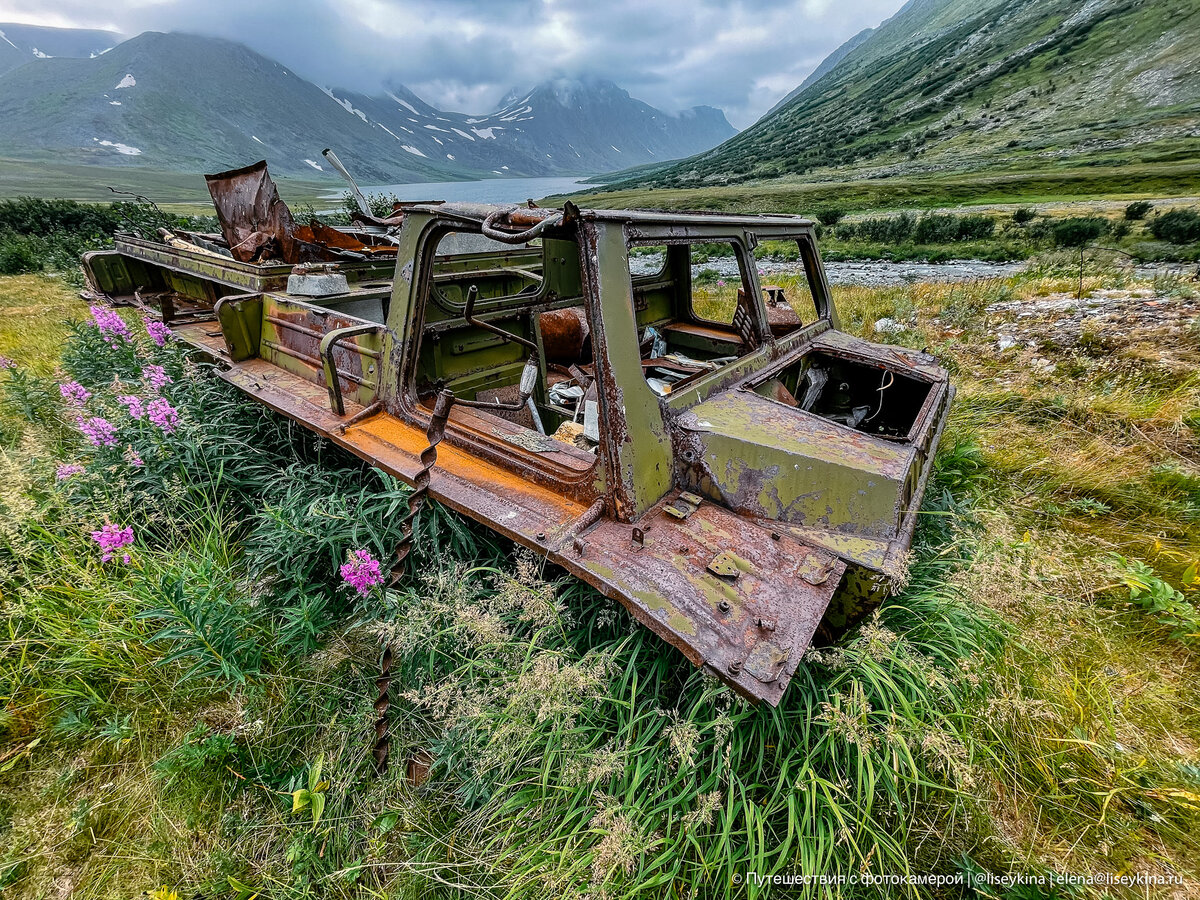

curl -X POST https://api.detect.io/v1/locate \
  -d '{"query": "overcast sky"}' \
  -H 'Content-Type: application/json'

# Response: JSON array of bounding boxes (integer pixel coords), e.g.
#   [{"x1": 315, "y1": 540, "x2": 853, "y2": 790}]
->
[{"x1": 0, "y1": 0, "x2": 905, "y2": 128}]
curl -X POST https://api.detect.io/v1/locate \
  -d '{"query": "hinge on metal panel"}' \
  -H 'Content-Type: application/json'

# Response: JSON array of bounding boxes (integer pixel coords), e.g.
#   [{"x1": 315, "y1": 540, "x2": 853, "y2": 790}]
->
[
  {"x1": 796, "y1": 554, "x2": 836, "y2": 586},
  {"x1": 664, "y1": 491, "x2": 703, "y2": 520}
]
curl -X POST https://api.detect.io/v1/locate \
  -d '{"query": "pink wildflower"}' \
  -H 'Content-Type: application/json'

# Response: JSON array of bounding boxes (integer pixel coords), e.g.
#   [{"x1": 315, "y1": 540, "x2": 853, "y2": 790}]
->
[
  {"x1": 125, "y1": 447, "x2": 144, "y2": 467},
  {"x1": 716, "y1": 279, "x2": 726, "y2": 287},
  {"x1": 118, "y1": 395, "x2": 145, "y2": 419},
  {"x1": 146, "y1": 397, "x2": 178, "y2": 433},
  {"x1": 77, "y1": 416, "x2": 118, "y2": 448},
  {"x1": 340, "y1": 549, "x2": 384, "y2": 596},
  {"x1": 90, "y1": 523, "x2": 134, "y2": 563},
  {"x1": 59, "y1": 381, "x2": 91, "y2": 406},
  {"x1": 141, "y1": 364, "x2": 171, "y2": 393},
  {"x1": 89, "y1": 305, "x2": 131, "y2": 345},
  {"x1": 144, "y1": 319, "x2": 172, "y2": 347},
  {"x1": 0, "y1": 356, "x2": 14, "y2": 369},
  {"x1": 56, "y1": 463, "x2": 84, "y2": 480}
]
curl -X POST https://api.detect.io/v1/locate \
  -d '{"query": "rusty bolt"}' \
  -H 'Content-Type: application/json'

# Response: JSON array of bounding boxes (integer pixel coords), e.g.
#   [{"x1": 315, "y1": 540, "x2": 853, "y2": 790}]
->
[
  {"x1": 770, "y1": 532, "x2": 781, "y2": 541},
  {"x1": 718, "y1": 600, "x2": 731, "y2": 613},
  {"x1": 728, "y1": 661, "x2": 742, "y2": 675},
  {"x1": 536, "y1": 531, "x2": 546, "y2": 541}
]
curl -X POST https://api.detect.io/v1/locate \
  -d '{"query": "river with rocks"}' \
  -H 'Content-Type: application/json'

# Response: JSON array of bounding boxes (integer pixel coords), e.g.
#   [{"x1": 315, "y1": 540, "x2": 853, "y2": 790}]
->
[{"x1": 629, "y1": 255, "x2": 1027, "y2": 286}]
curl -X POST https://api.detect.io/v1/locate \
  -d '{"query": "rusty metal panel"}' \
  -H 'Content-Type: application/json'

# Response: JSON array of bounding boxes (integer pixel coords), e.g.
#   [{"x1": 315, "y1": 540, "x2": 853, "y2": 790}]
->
[
  {"x1": 206, "y1": 160, "x2": 395, "y2": 265},
  {"x1": 206, "y1": 160, "x2": 307, "y2": 263},
  {"x1": 561, "y1": 492, "x2": 846, "y2": 705}
]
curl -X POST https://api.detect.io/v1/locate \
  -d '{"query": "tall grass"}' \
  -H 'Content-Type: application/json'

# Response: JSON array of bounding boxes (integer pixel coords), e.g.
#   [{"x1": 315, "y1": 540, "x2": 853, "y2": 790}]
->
[{"x1": 0, "y1": 272, "x2": 1197, "y2": 897}]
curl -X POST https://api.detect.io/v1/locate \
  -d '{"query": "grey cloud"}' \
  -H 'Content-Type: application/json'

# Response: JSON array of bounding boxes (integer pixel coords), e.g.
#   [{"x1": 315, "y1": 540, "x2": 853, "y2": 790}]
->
[{"x1": 0, "y1": 0, "x2": 903, "y2": 127}]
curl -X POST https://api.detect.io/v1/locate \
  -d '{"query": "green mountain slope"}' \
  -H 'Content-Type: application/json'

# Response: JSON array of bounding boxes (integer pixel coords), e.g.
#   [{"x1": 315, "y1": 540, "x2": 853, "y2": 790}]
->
[
  {"x1": 0, "y1": 37, "x2": 23, "y2": 76},
  {"x1": 623, "y1": 0, "x2": 1200, "y2": 191}
]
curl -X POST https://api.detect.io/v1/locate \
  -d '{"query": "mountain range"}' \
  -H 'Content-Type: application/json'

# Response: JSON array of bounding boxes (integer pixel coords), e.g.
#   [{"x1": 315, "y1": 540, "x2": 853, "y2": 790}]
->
[
  {"x1": 0, "y1": 27, "x2": 735, "y2": 183},
  {"x1": 615, "y1": 0, "x2": 1200, "y2": 190}
]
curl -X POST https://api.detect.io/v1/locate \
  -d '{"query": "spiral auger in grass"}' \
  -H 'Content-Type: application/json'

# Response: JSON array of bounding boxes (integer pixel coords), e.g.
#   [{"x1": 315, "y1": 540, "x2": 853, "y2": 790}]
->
[{"x1": 373, "y1": 389, "x2": 455, "y2": 776}]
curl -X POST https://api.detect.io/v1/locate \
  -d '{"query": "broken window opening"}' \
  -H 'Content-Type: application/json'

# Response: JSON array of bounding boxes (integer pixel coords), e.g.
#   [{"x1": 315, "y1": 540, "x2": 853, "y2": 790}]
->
[
  {"x1": 410, "y1": 228, "x2": 602, "y2": 470},
  {"x1": 747, "y1": 234, "x2": 828, "y2": 338},
  {"x1": 628, "y1": 240, "x2": 761, "y2": 397}
]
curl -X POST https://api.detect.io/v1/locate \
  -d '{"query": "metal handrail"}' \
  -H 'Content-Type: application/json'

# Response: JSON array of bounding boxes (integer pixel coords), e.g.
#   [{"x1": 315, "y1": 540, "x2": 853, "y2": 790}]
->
[{"x1": 319, "y1": 322, "x2": 384, "y2": 415}]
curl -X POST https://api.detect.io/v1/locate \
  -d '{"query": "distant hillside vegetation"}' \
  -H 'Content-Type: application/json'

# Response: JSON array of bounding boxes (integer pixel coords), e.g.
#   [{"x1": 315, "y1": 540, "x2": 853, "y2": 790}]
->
[{"x1": 619, "y1": 0, "x2": 1200, "y2": 190}]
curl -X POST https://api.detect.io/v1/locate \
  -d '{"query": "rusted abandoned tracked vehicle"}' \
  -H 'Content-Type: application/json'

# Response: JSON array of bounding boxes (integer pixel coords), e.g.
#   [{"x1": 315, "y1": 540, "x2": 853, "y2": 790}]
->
[{"x1": 83, "y1": 161, "x2": 953, "y2": 705}]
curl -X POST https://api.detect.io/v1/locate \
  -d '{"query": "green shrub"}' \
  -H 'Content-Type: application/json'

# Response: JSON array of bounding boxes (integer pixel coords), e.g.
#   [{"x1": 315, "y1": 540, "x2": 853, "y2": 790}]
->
[
  {"x1": 341, "y1": 190, "x2": 402, "y2": 219},
  {"x1": 1149, "y1": 209, "x2": 1200, "y2": 244},
  {"x1": 815, "y1": 207, "x2": 845, "y2": 226},
  {"x1": 1109, "y1": 555, "x2": 1200, "y2": 646},
  {"x1": 1051, "y1": 217, "x2": 1108, "y2": 248},
  {"x1": 843, "y1": 212, "x2": 915, "y2": 243},
  {"x1": 956, "y1": 215, "x2": 997, "y2": 241},
  {"x1": 914, "y1": 215, "x2": 960, "y2": 244},
  {"x1": 0, "y1": 232, "x2": 41, "y2": 275},
  {"x1": 1124, "y1": 201, "x2": 1153, "y2": 220},
  {"x1": 0, "y1": 197, "x2": 124, "y2": 237},
  {"x1": 1013, "y1": 208, "x2": 1037, "y2": 225}
]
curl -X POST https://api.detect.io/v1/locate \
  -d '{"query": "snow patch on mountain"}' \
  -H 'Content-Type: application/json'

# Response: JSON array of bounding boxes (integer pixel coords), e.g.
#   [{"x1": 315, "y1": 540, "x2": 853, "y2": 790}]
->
[
  {"x1": 323, "y1": 88, "x2": 368, "y2": 122},
  {"x1": 93, "y1": 137, "x2": 140, "y2": 155}
]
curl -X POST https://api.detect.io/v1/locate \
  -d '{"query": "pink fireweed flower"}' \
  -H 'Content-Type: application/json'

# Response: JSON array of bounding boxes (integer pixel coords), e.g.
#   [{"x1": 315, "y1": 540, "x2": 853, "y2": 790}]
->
[
  {"x1": 118, "y1": 394, "x2": 145, "y2": 419},
  {"x1": 141, "y1": 364, "x2": 171, "y2": 393},
  {"x1": 77, "y1": 416, "x2": 118, "y2": 448},
  {"x1": 146, "y1": 397, "x2": 178, "y2": 433},
  {"x1": 716, "y1": 279, "x2": 726, "y2": 287},
  {"x1": 56, "y1": 463, "x2": 84, "y2": 480},
  {"x1": 144, "y1": 319, "x2": 172, "y2": 347},
  {"x1": 59, "y1": 381, "x2": 91, "y2": 406},
  {"x1": 340, "y1": 549, "x2": 384, "y2": 596},
  {"x1": 91, "y1": 523, "x2": 134, "y2": 563},
  {"x1": 89, "y1": 305, "x2": 131, "y2": 345},
  {"x1": 0, "y1": 356, "x2": 14, "y2": 369}
]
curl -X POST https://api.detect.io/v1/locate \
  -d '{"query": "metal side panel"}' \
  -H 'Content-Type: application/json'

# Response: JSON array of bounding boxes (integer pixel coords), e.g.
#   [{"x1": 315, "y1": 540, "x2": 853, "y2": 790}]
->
[{"x1": 218, "y1": 360, "x2": 589, "y2": 537}]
